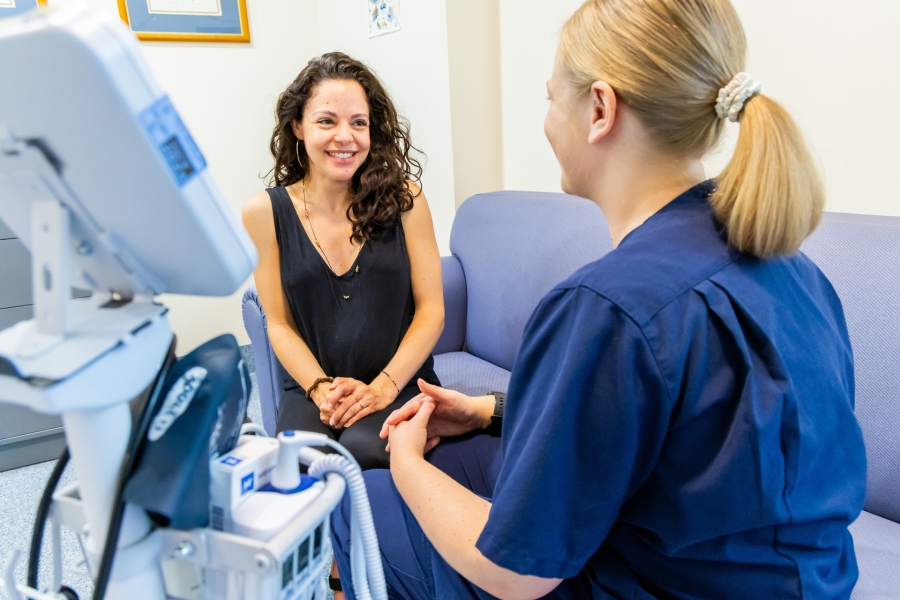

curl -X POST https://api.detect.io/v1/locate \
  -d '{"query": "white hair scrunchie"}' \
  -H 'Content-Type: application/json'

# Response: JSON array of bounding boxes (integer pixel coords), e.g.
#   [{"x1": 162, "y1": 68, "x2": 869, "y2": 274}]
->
[{"x1": 715, "y1": 72, "x2": 762, "y2": 123}]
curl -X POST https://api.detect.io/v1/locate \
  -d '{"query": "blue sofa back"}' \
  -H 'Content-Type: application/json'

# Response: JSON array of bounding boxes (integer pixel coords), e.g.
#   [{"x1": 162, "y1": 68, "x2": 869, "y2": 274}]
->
[
  {"x1": 444, "y1": 195, "x2": 900, "y2": 524},
  {"x1": 801, "y1": 212, "x2": 900, "y2": 523},
  {"x1": 449, "y1": 191, "x2": 613, "y2": 371}
]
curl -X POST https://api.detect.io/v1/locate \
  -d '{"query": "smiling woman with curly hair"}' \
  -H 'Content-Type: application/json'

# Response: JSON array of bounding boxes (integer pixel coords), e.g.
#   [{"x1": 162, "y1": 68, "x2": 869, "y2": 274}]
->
[{"x1": 242, "y1": 52, "x2": 444, "y2": 473}]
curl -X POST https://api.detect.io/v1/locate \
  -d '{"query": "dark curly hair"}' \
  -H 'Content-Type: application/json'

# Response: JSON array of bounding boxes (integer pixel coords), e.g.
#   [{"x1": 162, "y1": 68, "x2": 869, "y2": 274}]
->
[{"x1": 267, "y1": 52, "x2": 424, "y2": 244}]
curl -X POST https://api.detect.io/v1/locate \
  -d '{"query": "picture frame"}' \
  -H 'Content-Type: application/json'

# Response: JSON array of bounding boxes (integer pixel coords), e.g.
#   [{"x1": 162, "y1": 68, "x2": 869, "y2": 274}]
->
[
  {"x1": 116, "y1": 0, "x2": 250, "y2": 44},
  {"x1": 0, "y1": 0, "x2": 48, "y2": 21}
]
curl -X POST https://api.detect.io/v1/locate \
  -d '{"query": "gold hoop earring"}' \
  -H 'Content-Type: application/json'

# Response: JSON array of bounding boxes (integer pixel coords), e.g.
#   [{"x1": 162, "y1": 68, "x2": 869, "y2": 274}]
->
[{"x1": 295, "y1": 139, "x2": 304, "y2": 168}]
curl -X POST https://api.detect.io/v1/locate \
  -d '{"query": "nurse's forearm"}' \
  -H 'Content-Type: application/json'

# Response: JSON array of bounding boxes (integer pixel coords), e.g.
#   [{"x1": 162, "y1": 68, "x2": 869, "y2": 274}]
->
[{"x1": 391, "y1": 455, "x2": 561, "y2": 600}]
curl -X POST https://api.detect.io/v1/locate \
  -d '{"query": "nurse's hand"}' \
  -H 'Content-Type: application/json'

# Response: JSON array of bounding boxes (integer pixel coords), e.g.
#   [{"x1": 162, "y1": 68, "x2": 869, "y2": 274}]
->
[
  {"x1": 386, "y1": 398, "x2": 440, "y2": 460},
  {"x1": 380, "y1": 379, "x2": 494, "y2": 450}
]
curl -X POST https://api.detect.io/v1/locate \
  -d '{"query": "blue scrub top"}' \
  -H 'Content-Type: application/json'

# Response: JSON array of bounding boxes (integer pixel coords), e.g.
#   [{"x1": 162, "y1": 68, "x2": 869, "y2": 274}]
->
[{"x1": 476, "y1": 181, "x2": 867, "y2": 599}]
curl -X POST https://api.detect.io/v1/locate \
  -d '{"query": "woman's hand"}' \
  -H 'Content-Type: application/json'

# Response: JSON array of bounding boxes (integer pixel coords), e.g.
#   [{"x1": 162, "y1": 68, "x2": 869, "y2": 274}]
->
[
  {"x1": 327, "y1": 375, "x2": 397, "y2": 429},
  {"x1": 380, "y1": 379, "x2": 494, "y2": 450},
  {"x1": 308, "y1": 386, "x2": 337, "y2": 427}
]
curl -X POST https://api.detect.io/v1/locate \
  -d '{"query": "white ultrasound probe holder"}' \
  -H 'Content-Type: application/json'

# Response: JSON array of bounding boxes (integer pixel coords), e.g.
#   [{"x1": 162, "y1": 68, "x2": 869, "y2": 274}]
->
[{"x1": 0, "y1": 5, "x2": 384, "y2": 600}]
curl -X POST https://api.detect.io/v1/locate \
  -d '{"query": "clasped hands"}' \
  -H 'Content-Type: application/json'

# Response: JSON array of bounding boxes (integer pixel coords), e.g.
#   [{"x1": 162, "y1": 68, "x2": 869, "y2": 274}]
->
[
  {"x1": 310, "y1": 375, "x2": 396, "y2": 429},
  {"x1": 379, "y1": 379, "x2": 495, "y2": 461}
]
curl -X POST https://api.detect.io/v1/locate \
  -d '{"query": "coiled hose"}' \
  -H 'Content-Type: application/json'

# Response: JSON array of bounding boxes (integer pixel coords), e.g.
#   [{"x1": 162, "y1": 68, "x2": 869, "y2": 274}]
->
[{"x1": 306, "y1": 444, "x2": 387, "y2": 600}]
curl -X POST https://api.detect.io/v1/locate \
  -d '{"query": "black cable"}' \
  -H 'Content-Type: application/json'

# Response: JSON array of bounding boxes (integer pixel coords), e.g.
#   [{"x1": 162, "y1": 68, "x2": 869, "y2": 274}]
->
[
  {"x1": 26, "y1": 446, "x2": 71, "y2": 589},
  {"x1": 92, "y1": 336, "x2": 178, "y2": 600}
]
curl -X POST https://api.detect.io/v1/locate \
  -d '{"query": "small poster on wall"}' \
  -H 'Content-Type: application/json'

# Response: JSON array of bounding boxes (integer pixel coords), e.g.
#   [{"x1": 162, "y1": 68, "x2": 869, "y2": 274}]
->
[
  {"x1": 368, "y1": 0, "x2": 400, "y2": 38},
  {"x1": 0, "y1": 0, "x2": 47, "y2": 20}
]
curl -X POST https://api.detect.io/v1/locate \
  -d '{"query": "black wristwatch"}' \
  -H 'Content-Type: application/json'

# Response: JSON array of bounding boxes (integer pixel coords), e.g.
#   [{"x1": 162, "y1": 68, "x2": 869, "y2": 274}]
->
[{"x1": 488, "y1": 391, "x2": 506, "y2": 432}]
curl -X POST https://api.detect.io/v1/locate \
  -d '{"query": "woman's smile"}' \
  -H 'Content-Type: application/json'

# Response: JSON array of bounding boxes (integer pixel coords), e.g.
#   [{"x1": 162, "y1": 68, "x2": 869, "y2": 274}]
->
[{"x1": 326, "y1": 150, "x2": 358, "y2": 164}]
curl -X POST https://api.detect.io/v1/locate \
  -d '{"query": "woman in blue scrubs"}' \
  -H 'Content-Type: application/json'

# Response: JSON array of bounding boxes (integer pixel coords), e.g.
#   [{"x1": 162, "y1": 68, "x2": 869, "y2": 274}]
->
[{"x1": 331, "y1": 0, "x2": 867, "y2": 598}]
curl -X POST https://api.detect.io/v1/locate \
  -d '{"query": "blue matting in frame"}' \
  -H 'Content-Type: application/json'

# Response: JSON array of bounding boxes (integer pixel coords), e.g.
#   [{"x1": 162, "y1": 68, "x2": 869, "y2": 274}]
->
[
  {"x1": 0, "y1": 0, "x2": 42, "y2": 20},
  {"x1": 123, "y1": 0, "x2": 241, "y2": 35}
]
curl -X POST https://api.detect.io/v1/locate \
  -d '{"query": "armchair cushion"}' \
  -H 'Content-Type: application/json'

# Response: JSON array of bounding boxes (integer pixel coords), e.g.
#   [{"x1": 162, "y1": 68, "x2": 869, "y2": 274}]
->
[
  {"x1": 433, "y1": 352, "x2": 511, "y2": 397},
  {"x1": 849, "y1": 510, "x2": 900, "y2": 598}
]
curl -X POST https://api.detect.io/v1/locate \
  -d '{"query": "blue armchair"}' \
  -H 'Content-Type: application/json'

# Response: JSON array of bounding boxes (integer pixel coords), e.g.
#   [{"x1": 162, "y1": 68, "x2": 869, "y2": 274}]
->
[{"x1": 241, "y1": 191, "x2": 899, "y2": 597}]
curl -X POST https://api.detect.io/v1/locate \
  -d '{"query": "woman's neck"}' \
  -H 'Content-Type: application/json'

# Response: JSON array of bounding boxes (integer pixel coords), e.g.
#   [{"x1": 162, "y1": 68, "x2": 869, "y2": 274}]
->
[
  {"x1": 588, "y1": 156, "x2": 707, "y2": 248},
  {"x1": 299, "y1": 172, "x2": 353, "y2": 214}
]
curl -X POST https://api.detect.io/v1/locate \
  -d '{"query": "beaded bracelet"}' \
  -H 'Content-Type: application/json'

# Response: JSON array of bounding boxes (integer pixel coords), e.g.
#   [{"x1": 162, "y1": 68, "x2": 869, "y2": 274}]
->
[{"x1": 306, "y1": 376, "x2": 334, "y2": 400}]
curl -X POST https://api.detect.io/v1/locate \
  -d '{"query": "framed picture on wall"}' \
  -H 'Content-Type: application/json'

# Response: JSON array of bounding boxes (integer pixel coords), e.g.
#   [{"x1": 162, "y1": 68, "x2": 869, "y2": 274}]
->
[
  {"x1": 117, "y1": 0, "x2": 250, "y2": 43},
  {"x1": 0, "y1": 0, "x2": 48, "y2": 21}
]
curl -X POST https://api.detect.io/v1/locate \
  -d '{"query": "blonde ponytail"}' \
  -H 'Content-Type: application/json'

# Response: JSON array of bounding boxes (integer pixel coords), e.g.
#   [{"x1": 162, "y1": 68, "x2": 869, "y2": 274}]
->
[
  {"x1": 712, "y1": 94, "x2": 823, "y2": 257},
  {"x1": 560, "y1": 0, "x2": 824, "y2": 258}
]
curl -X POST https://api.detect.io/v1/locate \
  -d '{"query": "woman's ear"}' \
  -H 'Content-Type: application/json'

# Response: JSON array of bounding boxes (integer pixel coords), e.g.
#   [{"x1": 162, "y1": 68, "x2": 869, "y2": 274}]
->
[
  {"x1": 291, "y1": 119, "x2": 303, "y2": 140},
  {"x1": 588, "y1": 81, "x2": 617, "y2": 145}
]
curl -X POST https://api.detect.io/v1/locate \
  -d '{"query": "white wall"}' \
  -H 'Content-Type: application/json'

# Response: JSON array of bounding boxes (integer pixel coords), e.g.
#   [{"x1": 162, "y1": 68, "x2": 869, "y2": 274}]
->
[
  {"x1": 498, "y1": 0, "x2": 900, "y2": 218},
  {"x1": 314, "y1": 0, "x2": 457, "y2": 255},
  {"x1": 730, "y1": 0, "x2": 900, "y2": 217},
  {"x1": 446, "y1": 0, "x2": 504, "y2": 208},
  {"x1": 48, "y1": 0, "x2": 322, "y2": 352},
  {"x1": 498, "y1": 0, "x2": 583, "y2": 194}
]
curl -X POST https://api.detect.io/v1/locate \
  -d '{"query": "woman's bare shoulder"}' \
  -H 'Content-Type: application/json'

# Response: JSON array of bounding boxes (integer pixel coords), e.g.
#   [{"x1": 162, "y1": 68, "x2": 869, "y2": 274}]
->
[
  {"x1": 242, "y1": 190, "x2": 275, "y2": 239},
  {"x1": 402, "y1": 180, "x2": 429, "y2": 213},
  {"x1": 405, "y1": 179, "x2": 423, "y2": 198},
  {"x1": 243, "y1": 190, "x2": 272, "y2": 214},
  {"x1": 400, "y1": 180, "x2": 435, "y2": 234}
]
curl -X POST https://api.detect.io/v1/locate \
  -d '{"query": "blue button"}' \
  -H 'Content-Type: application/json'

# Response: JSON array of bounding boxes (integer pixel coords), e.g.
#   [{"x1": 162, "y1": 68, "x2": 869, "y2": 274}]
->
[{"x1": 284, "y1": 431, "x2": 295, "y2": 437}]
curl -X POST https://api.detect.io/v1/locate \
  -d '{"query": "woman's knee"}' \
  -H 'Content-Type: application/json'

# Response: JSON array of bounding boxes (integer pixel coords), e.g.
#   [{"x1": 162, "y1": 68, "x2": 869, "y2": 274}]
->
[
  {"x1": 276, "y1": 389, "x2": 335, "y2": 437},
  {"x1": 338, "y1": 427, "x2": 390, "y2": 470}
]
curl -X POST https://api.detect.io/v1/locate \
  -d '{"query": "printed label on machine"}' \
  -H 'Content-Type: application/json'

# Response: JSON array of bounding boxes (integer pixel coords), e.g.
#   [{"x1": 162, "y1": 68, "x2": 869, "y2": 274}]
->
[
  {"x1": 139, "y1": 95, "x2": 208, "y2": 187},
  {"x1": 148, "y1": 366, "x2": 208, "y2": 441}
]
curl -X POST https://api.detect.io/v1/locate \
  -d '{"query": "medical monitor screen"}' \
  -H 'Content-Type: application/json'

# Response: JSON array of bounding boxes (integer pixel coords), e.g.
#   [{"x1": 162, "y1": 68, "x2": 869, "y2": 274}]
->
[{"x1": 0, "y1": 6, "x2": 256, "y2": 297}]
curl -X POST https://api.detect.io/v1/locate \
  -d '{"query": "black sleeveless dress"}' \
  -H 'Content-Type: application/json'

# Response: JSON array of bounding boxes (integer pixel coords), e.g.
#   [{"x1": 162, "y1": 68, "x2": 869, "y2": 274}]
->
[{"x1": 268, "y1": 186, "x2": 440, "y2": 469}]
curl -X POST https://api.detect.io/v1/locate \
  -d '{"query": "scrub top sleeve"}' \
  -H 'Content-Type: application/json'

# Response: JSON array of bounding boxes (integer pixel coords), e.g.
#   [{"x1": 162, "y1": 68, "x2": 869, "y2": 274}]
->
[{"x1": 476, "y1": 287, "x2": 673, "y2": 579}]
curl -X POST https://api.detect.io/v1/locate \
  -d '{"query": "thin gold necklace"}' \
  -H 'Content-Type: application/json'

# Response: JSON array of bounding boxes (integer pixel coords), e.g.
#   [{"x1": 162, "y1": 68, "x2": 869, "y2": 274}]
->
[{"x1": 301, "y1": 181, "x2": 361, "y2": 300}]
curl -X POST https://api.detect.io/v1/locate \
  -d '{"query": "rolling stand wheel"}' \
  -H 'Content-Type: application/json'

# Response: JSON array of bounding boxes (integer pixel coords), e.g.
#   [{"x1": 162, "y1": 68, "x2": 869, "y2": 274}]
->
[{"x1": 58, "y1": 585, "x2": 79, "y2": 600}]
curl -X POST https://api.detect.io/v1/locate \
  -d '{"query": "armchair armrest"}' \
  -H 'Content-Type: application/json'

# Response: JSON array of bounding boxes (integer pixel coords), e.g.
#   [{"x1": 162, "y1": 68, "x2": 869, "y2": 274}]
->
[
  {"x1": 434, "y1": 255, "x2": 467, "y2": 355},
  {"x1": 242, "y1": 286, "x2": 281, "y2": 435}
]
